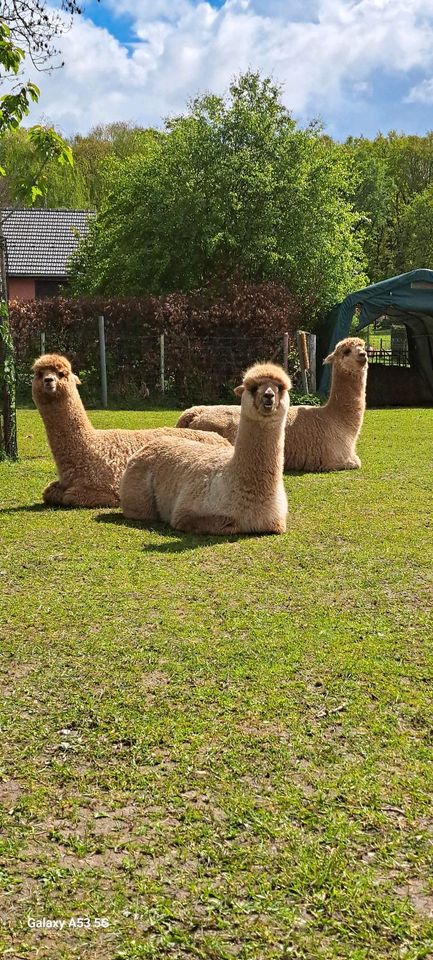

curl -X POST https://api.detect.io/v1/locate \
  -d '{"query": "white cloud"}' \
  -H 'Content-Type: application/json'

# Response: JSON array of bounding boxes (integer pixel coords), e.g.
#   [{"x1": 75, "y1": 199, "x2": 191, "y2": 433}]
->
[
  {"x1": 406, "y1": 78, "x2": 433, "y2": 103},
  {"x1": 24, "y1": 0, "x2": 433, "y2": 135}
]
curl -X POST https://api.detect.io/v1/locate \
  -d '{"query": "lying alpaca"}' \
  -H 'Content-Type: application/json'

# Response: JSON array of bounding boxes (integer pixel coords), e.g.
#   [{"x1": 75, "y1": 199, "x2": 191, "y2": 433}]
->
[
  {"x1": 120, "y1": 363, "x2": 291, "y2": 535},
  {"x1": 176, "y1": 337, "x2": 368, "y2": 472},
  {"x1": 32, "y1": 354, "x2": 231, "y2": 508}
]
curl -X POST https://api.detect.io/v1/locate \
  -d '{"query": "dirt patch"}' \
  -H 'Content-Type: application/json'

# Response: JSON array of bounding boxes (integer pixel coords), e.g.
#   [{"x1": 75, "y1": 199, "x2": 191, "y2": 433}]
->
[
  {"x1": 395, "y1": 878, "x2": 433, "y2": 918},
  {"x1": 0, "y1": 778, "x2": 22, "y2": 806}
]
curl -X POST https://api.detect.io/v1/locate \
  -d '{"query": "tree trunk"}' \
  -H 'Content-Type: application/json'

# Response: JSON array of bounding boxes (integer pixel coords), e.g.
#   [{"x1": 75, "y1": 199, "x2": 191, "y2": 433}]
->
[{"x1": 0, "y1": 225, "x2": 18, "y2": 461}]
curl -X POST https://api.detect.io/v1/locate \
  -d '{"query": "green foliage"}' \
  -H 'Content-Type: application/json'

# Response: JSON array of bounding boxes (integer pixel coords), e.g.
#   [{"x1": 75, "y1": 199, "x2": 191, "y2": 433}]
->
[
  {"x1": 0, "y1": 0, "x2": 82, "y2": 460},
  {"x1": 348, "y1": 131, "x2": 433, "y2": 281},
  {"x1": 0, "y1": 299, "x2": 17, "y2": 459},
  {"x1": 71, "y1": 72, "x2": 366, "y2": 315},
  {"x1": 0, "y1": 122, "x2": 163, "y2": 210},
  {"x1": 400, "y1": 184, "x2": 433, "y2": 270}
]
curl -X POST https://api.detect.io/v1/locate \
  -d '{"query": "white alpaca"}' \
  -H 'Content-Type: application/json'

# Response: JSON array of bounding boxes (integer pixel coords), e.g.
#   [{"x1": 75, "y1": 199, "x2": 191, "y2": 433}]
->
[
  {"x1": 176, "y1": 337, "x2": 368, "y2": 472},
  {"x1": 120, "y1": 363, "x2": 291, "y2": 535}
]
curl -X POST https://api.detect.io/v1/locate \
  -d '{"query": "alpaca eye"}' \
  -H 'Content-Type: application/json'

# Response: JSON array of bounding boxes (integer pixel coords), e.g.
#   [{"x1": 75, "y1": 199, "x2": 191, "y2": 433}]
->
[
  {"x1": 251, "y1": 386, "x2": 258, "y2": 395},
  {"x1": 58, "y1": 372, "x2": 65, "y2": 378},
  {"x1": 343, "y1": 348, "x2": 351, "y2": 356}
]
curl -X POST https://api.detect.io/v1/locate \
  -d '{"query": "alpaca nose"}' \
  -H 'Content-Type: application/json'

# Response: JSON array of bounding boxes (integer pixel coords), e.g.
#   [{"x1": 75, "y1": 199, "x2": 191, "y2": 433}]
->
[
  {"x1": 263, "y1": 390, "x2": 275, "y2": 407},
  {"x1": 44, "y1": 376, "x2": 54, "y2": 384}
]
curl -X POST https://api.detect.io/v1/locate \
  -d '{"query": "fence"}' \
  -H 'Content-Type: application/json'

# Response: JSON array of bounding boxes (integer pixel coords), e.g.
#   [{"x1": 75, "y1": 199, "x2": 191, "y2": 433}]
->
[
  {"x1": 366, "y1": 347, "x2": 410, "y2": 368},
  {"x1": 14, "y1": 318, "x2": 299, "y2": 407},
  {"x1": 10, "y1": 286, "x2": 304, "y2": 406}
]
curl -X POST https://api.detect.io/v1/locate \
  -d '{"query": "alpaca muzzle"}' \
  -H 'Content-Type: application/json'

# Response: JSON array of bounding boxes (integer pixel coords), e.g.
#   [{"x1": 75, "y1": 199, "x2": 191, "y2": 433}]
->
[
  {"x1": 262, "y1": 389, "x2": 276, "y2": 413},
  {"x1": 43, "y1": 376, "x2": 57, "y2": 394}
]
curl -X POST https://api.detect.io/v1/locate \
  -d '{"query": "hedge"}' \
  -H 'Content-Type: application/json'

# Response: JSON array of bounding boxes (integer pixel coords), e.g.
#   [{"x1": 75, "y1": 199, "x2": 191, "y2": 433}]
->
[{"x1": 10, "y1": 281, "x2": 302, "y2": 405}]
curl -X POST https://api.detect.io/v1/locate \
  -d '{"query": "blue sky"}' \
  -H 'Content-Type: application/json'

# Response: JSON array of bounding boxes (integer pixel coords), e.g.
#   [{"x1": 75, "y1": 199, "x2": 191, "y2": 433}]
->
[{"x1": 27, "y1": 0, "x2": 433, "y2": 138}]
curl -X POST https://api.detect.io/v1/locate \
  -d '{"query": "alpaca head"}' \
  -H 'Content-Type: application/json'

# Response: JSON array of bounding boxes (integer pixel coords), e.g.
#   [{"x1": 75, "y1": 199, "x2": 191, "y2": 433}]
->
[
  {"x1": 32, "y1": 354, "x2": 81, "y2": 405},
  {"x1": 324, "y1": 337, "x2": 368, "y2": 376},
  {"x1": 234, "y1": 363, "x2": 291, "y2": 423}
]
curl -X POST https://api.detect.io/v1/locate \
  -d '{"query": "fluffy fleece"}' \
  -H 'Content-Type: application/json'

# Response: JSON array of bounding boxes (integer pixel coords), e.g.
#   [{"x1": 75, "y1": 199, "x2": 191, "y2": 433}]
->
[
  {"x1": 120, "y1": 363, "x2": 291, "y2": 535},
  {"x1": 32, "y1": 353, "x2": 230, "y2": 508},
  {"x1": 176, "y1": 338, "x2": 368, "y2": 472}
]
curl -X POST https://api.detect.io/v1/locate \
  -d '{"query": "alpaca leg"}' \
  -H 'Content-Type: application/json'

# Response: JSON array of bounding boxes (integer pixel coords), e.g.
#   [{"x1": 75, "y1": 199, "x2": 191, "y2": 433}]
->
[
  {"x1": 120, "y1": 472, "x2": 158, "y2": 521},
  {"x1": 61, "y1": 485, "x2": 119, "y2": 508},
  {"x1": 266, "y1": 517, "x2": 287, "y2": 534},
  {"x1": 345, "y1": 454, "x2": 361, "y2": 469},
  {"x1": 173, "y1": 512, "x2": 241, "y2": 535},
  {"x1": 43, "y1": 480, "x2": 66, "y2": 505}
]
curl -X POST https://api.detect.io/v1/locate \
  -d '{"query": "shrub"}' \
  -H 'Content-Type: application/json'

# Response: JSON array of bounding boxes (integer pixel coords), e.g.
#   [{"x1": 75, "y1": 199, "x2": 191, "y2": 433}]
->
[{"x1": 11, "y1": 281, "x2": 302, "y2": 405}]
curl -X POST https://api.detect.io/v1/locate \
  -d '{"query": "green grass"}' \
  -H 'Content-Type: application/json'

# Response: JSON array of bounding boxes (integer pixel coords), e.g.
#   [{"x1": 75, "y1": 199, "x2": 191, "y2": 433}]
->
[
  {"x1": 1, "y1": 406, "x2": 433, "y2": 960},
  {"x1": 365, "y1": 332, "x2": 391, "y2": 351}
]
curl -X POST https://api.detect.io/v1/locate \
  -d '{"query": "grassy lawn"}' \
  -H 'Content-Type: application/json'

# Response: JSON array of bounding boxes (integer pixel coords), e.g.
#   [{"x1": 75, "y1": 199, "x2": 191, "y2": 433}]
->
[{"x1": 1, "y1": 406, "x2": 433, "y2": 960}]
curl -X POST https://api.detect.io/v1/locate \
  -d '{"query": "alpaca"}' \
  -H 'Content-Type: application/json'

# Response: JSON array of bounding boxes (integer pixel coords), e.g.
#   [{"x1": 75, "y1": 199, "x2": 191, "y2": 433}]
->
[
  {"x1": 120, "y1": 363, "x2": 291, "y2": 535},
  {"x1": 176, "y1": 338, "x2": 368, "y2": 472},
  {"x1": 32, "y1": 354, "x2": 231, "y2": 508}
]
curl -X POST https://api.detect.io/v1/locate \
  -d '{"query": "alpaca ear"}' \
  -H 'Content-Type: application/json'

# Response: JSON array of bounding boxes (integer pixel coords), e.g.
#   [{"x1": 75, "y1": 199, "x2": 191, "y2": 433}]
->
[
  {"x1": 234, "y1": 384, "x2": 244, "y2": 397},
  {"x1": 73, "y1": 374, "x2": 82, "y2": 385},
  {"x1": 323, "y1": 351, "x2": 335, "y2": 365}
]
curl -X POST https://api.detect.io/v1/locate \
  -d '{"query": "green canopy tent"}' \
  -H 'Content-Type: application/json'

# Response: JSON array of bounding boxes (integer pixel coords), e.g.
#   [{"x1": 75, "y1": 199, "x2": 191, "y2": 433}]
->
[{"x1": 319, "y1": 269, "x2": 433, "y2": 401}]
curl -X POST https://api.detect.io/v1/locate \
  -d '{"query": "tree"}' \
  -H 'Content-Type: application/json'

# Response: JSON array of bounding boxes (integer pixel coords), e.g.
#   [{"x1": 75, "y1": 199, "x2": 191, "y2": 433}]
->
[
  {"x1": 0, "y1": 5, "x2": 77, "y2": 460},
  {"x1": 400, "y1": 185, "x2": 433, "y2": 270},
  {"x1": 0, "y1": 121, "x2": 162, "y2": 211},
  {"x1": 348, "y1": 132, "x2": 433, "y2": 282},
  {"x1": 71, "y1": 72, "x2": 366, "y2": 317}
]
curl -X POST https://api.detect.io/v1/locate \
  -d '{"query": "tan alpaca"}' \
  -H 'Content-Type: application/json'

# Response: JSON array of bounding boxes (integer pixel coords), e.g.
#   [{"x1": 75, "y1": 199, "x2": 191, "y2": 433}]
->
[
  {"x1": 32, "y1": 354, "x2": 231, "y2": 508},
  {"x1": 120, "y1": 363, "x2": 291, "y2": 535},
  {"x1": 176, "y1": 338, "x2": 368, "y2": 472}
]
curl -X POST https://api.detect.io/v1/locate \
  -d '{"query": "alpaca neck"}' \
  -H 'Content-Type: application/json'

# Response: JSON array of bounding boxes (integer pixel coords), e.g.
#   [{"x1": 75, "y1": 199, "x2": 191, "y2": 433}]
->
[
  {"x1": 326, "y1": 366, "x2": 367, "y2": 429},
  {"x1": 37, "y1": 389, "x2": 95, "y2": 465},
  {"x1": 230, "y1": 414, "x2": 285, "y2": 494}
]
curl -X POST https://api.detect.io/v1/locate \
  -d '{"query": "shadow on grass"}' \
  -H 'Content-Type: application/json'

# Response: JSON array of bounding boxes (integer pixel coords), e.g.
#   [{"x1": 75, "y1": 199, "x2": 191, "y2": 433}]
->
[
  {"x1": 95, "y1": 511, "x2": 248, "y2": 552},
  {"x1": 0, "y1": 502, "x2": 55, "y2": 514}
]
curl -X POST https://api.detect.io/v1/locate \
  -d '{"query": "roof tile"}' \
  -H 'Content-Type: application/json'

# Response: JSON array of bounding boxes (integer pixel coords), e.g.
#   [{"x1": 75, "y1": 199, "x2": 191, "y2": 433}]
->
[{"x1": 1, "y1": 208, "x2": 94, "y2": 279}]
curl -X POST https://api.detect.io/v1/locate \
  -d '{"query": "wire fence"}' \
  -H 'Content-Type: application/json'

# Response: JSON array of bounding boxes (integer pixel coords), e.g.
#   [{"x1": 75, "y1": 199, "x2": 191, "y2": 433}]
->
[
  {"x1": 366, "y1": 347, "x2": 410, "y2": 368},
  {"x1": 16, "y1": 323, "x2": 299, "y2": 407}
]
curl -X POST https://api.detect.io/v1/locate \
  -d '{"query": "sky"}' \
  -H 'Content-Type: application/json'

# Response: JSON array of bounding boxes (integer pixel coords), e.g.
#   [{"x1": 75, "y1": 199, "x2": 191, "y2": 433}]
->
[{"x1": 25, "y1": 0, "x2": 433, "y2": 140}]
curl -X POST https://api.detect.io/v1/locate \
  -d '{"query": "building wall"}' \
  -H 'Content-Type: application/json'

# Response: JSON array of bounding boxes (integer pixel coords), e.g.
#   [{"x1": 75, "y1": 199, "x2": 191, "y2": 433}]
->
[{"x1": 8, "y1": 276, "x2": 36, "y2": 300}]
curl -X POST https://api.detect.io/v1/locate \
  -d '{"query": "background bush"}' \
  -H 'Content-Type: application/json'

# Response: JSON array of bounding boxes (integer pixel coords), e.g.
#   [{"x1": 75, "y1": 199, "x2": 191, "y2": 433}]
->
[{"x1": 11, "y1": 281, "x2": 302, "y2": 406}]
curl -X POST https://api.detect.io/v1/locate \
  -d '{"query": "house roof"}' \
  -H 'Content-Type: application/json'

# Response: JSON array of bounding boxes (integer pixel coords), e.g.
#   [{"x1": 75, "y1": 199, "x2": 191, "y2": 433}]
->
[{"x1": 1, "y1": 208, "x2": 94, "y2": 279}]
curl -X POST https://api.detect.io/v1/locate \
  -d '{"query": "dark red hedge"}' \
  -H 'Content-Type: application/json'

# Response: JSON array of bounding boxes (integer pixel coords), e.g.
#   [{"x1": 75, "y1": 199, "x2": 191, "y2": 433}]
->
[{"x1": 10, "y1": 281, "x2": 302, "y2": 404}]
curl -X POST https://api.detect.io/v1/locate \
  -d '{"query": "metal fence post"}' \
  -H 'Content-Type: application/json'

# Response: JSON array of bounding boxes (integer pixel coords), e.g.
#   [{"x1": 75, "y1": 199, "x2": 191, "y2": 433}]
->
[
  {"x1": 98, "y1": 315, "x2": 108, "y2": 408},
  {"x1": 283, "y1": 332, "x2": 289, "y2": 373},
  {"x1": 160, "y1": 333, "x2": 165, "y2": 395}
]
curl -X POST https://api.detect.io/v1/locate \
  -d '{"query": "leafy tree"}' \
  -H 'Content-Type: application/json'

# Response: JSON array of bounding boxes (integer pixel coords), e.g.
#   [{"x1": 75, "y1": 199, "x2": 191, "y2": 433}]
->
[
  {"x1": 400, "y1": 185, "x2": 433, "y2": 270},
  {"x1": 0, "y1": 4, "x2": 79, "y2": 460},
  {"x1": 348, "y1": 132, "x2": 433, "y2": 281},
  {"x1": 71, "y1": 72, "x2": 366, "y2": 316},
  {"x1": 0, "y1": 121, "x2": 162, "y2": 210}
]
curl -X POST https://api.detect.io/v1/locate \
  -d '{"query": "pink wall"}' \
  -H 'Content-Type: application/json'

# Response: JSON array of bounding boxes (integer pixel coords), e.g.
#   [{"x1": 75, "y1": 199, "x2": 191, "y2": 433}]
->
[{"x1": 8, "y1": 276, "x2": 36, "y2": 301}]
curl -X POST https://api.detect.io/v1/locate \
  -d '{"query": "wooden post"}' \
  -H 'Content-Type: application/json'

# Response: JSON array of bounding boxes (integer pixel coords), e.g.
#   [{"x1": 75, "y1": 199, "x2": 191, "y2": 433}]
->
[
  {"x1": 160, "y1": 333, "x2": 165, "y2": 395},
  {"x1": 283, "y1": 332, "x2": 289, "y2": 373},
  {"x1": 296, "y1": 330, "x2": 309, "y2": 395},
  {"x1": 98, "y1": 315, "x2": 108, "y2": 408},
  {"x1": 308, "y1": 333, "x2": 317, "y2": 393},
  {"x1": 40, "y1": 331, "x2": 46, "y2": 354}
]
